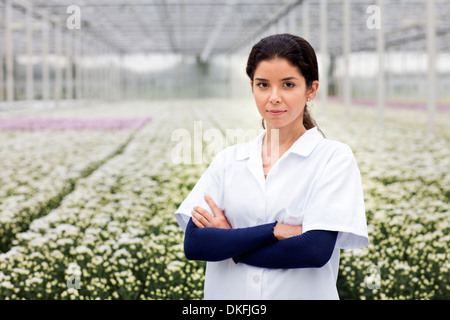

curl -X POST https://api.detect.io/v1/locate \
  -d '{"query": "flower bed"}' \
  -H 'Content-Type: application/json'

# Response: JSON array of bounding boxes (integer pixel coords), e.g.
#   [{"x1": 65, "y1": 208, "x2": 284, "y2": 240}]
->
[
  {"x1": 0, "y1": 116, "x2": 149, "y2": 252},
  {"x1": 315, "y1": 105, "x2": 450, "y2": 299},
  {"x1": 0, "y1": 103, "x2": 208, "y2": 299},
  {"x1": 0, "y1": 117, "x2": 150, "y2": 131},
  {"x1": 0, "y1": 100, "x2": 448, "y2": 299}
]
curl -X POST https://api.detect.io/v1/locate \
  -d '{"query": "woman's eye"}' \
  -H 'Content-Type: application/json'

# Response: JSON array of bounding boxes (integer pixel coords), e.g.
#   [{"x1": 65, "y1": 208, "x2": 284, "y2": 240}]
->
[
  {"x1": 257, "y1": 82, "x2": 268, "y2": 88},
  {"x1": 283, "y1": 82, "x2": 295, "y2": 88}
]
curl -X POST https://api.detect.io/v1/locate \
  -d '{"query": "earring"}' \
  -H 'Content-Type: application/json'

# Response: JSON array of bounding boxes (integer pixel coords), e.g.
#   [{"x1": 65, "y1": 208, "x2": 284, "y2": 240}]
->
[{"x1": 307, "y1": 97, "x2": 311, "y2": 102}]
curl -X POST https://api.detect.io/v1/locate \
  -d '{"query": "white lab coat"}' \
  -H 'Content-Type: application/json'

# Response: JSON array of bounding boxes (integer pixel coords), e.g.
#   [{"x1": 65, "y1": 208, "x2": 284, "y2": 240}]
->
[{"x1": 175, "y1": 127, "x2": 369, "y2": 300}]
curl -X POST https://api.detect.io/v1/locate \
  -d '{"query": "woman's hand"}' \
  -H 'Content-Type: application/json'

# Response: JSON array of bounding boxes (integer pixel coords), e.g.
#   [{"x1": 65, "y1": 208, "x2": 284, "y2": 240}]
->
[
  {"x1": 273, "y1": 223, "x2": 303, "y2": 240},
  {"x1": 191, "y1": 195, "x2": 232, "y2": 229}
]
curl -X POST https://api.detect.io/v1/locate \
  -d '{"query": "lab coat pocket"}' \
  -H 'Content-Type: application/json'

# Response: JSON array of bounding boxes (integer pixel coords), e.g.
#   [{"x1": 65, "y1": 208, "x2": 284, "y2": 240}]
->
[{"x1": 279, "y1": 208, "x2": 303, "y2": 226}]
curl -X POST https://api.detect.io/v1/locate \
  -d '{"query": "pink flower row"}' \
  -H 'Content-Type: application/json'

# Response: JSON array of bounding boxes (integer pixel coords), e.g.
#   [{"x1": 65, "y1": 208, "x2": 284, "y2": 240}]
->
[
  {"x1": 0, "y1": 117, "x2": 151, "y2": 131},
  {"x1": 328, "y1": 97, "x2": 450, "y2": 111}
]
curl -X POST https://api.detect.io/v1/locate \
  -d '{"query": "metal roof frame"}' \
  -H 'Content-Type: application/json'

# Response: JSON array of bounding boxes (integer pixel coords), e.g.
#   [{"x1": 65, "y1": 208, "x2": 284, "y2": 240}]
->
[{"x1": 1, "y1": 0, "x2": 450, "y2": 59}]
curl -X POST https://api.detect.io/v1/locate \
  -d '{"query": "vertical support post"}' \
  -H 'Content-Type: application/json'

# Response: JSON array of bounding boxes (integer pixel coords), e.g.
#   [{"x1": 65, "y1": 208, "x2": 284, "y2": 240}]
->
[
  {"x1": 426, "y1": 0, "x2": 437, "y2": 136},
  {"x1": 66, "y1": 32, "x2": 73, "y2": 100},
  {"x1": 26, "y1": 4, "x2": 34, "y2": 101},
  {"x1": 99, "y1": 48, "x2": 105, "y2": 100},
  {"x1": 75, "y1": 35, "x2": 82, "y2": 100},
  {"x1": 226, "y1": 55, "x2": 232, "y2": 99},
  {"x1": 5, "y1": 0, "x2": 14, "y2": 103},
  {"x1": 377, "y1": 0, "x2": 385, "y2": 128},
  {"x1": 83, "y1": 42, "x2": 90, "y2": 101},
  {"x1": 103, "y1": 50, "x2": 108, "y2": 101},
  {"x1": 109, "y1": 51, "x2": 115, "y2": 101},
  {"x1": 320, "y1": 0, "x2": 329, "y2": 112},
  {"x1": 118, "y1": 54, "x2": 124, "y2": 101},
  {"x1": 42, "y1": 11, "x2": 50, "y2": 101},
  {"x1": 343, "y1": 0, "x2": 351, "y2": 121},
  {"x1": 54, "y1": 21, "x2": 62, "y2": 107},
  {"x1": 104, "y1": 48, "x2": 109, "y2": 101},
  {"x1": 0, "y1": 55, "x2": 4, "y2": 101},
  {"x1": 110, "y1": 57, "x2": 116, "y2": 101}
]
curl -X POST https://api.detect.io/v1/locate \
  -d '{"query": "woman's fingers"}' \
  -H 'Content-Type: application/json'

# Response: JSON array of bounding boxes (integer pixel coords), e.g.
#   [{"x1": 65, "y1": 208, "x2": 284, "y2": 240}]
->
[
  {"x1": 192, "y1": 206, "x2": 213, "y2": 227},
  {"x1": 196, "y1": 206, "x2": 214, "y2": 222},
  {"x1": 191, "y1": 215, "x2": 205, "y2": 228},
  {"x1": 204, "y1": 195, "x2": 224, "y2": 217},
  {"x1": 192, "y1": 196, "x2": 231, "y2": 229},
  {"x1": 204, "y1": 195, "x2": 231, "y2": 229}
]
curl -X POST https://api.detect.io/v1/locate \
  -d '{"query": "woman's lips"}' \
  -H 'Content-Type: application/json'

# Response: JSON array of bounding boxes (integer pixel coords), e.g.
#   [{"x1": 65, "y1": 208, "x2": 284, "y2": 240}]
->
[{"x1": 267, "y1": 109, "x2": 287, "y2": 116}]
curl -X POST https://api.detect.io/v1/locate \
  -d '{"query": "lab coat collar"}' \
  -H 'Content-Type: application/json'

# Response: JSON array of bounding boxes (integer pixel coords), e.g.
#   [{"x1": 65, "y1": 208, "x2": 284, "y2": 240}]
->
[
  {"x1": 289, "y1": 127, "x2": 324, "y2": 157},
  {"x1": 236, "y1": 129, "x2": 265, "y2": 161},
  {"x1": 236, "y1": 127, "x2": 323, "y2": 161}
]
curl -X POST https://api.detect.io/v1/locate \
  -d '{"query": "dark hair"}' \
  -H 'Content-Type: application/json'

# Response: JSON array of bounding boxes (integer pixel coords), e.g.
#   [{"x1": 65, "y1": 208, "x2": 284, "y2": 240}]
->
[{"x1": 246, "y1": 34, "x2": 323, "y2": 135}]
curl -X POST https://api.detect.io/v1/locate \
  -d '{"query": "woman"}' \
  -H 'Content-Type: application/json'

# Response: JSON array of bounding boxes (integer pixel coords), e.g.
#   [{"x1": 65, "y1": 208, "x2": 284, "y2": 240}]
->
[{"x1": 174, "y1": 34, "x2": 369, "y2": 300}]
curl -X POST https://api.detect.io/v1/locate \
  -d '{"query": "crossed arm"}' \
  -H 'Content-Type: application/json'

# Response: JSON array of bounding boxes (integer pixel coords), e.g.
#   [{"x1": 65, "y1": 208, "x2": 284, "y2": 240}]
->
[{"x1": 184, "y1": 195, "x2": 337, "y2": 269}]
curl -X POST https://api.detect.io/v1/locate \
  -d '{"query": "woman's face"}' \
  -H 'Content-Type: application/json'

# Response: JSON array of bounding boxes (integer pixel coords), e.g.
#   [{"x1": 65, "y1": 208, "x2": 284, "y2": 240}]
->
[{"x1": 252, "y1": 58, "x2": 318, "y2": 131}]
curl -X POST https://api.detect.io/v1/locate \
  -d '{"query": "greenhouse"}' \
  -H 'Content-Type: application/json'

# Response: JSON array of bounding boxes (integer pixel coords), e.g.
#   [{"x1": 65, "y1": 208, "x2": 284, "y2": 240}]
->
[{"x1": 0, "y1": 0, "x2": 449, "y2": 301}]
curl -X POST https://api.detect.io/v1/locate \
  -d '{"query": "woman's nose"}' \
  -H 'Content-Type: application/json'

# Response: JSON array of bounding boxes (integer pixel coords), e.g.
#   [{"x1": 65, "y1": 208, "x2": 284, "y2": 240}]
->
[{"x1": 269, "y1": 89, "x2": 281, "y2": 104}]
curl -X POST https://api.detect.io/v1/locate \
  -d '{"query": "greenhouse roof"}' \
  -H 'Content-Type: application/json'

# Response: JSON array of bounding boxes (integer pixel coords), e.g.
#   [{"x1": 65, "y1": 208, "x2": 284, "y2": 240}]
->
[{"x1": 1, "y1": 0, "x2": 450, "y2": 59}]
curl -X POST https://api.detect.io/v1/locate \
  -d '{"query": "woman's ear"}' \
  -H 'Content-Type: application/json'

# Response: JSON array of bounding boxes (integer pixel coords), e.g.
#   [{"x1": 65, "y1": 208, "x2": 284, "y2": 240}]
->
[{"x1": 308, "y1": 80, "x2": 319, "y2": 100}]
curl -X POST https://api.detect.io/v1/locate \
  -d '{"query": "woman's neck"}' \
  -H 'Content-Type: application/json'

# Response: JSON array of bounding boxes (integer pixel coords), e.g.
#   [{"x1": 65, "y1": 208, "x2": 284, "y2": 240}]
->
[
  {"x1": 262, "y1": 123, "x2": 306, "y2": 169},
  {"x1": 265, "y1": 122, "x2": 307, "y2": 153}
]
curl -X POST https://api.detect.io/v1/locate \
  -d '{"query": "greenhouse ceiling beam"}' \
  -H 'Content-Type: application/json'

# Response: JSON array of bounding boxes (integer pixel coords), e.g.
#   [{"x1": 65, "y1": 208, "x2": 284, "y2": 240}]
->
[
  {"x1": 227, "y1": 0, "x2": 304, "y2": 55},
  {"x1": 13, "y1": 0, "x2": 126, "y2": 55},
  {"x1": 124, "y1": 0, "x2": 155, "y2": 41},
  {"x1": 200, "y1": 0, "x2": 236, "y2": 62},
  {"x1": 13, "y1": 0, "x2": 59, "y2": 25},
  {"x1": 155, "y1": 0, "x2": 178, "y2": 53},
  {"x1": 179, "y1": 0, "x2": 186, "y2": 54},
  {"x1": 84, "y1": 0, "x2": 133, "y2": 55},
  {"x1": 31, "y1": 2, "x2": 288, "y2": 9},
  {"x1": 331, "y1": 23, "x2": 450, "y2": 56}
]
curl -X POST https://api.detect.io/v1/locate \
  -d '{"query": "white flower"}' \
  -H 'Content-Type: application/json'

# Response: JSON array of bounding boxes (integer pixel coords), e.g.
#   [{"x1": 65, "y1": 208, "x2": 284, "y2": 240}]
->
[
  {"x1": 66, "y1": 262, "x2": 82, "y2": 276},
  {"x1": 113, "y1": 248, "x2": 131, "y2": 259},
  {"x1": 75, "y1": 245, "x2": 93, "y2": 255},
  {"x1": 96, "y1": 244, "x2": 112, "y2": 255},
  {"x1": 55, "y1": 223, "x2": 79, "y2": 235},
  {"x1": 29, "y1": 236, "x2": 49, "y2": 247},
  {"x1": 56, "y1": 238, "x2": 74, "y2": 246},
  {"x1": 25, "y1": 277, "x2": 43, "y2": 286},
  {"x1": 12, "y1": 267, "x2": 30, "y2": 275},
  {"x1": 0, "y1": 281, "x2": 15, "y2": 290}
]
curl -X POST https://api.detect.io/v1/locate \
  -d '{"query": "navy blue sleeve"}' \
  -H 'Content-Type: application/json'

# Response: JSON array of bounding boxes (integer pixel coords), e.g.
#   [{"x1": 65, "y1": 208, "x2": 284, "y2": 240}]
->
[
  {"x1": 233, "y1": 230, "x2": 338, "y2": 268},
  {"x1": 184, "y1": 218, "x2": 277, "y2": 262}
]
